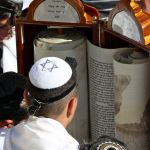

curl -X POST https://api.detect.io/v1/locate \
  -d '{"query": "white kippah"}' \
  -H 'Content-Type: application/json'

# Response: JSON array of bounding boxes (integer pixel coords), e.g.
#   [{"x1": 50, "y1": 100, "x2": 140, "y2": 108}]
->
[{"x1": 29, "y1": 57, "x2": 72, "y2": 89}]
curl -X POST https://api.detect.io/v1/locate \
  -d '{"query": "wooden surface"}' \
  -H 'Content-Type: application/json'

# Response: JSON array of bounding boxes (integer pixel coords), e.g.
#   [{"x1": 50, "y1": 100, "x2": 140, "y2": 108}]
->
[{"x1": 100, "y1": 21, "x2": 150, "y2": 51}]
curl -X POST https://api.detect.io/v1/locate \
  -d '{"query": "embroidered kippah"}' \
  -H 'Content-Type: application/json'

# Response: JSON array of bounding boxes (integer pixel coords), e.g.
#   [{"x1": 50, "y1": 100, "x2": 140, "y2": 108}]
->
[{"x1": 29, "y1": 57, "x2": 72, "y2": 89}]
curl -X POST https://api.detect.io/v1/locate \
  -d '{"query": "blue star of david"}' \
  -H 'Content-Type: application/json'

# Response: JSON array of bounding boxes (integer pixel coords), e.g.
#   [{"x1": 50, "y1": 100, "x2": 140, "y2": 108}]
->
[{"x1": 40, "y1": 59, "x2": 58, "y2": 72}]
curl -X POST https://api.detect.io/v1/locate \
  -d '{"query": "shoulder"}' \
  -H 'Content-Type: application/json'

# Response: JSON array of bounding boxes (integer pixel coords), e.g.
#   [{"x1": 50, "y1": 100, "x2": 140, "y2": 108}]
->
[
  {"x1": 0, "y1": 128, "x2": 9, "y2": 136},
  {"x1": 62, "y1": 142, "x2": 79, "y2": 150},
  {"x1": 0, "y1": 128, "x2": 9, "y2": 150}
]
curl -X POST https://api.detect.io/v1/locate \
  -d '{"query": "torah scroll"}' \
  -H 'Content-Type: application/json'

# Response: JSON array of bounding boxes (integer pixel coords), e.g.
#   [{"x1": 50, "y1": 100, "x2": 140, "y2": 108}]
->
[{"x1": 113, "y1": 49, "x2": 150, "y2": 150}]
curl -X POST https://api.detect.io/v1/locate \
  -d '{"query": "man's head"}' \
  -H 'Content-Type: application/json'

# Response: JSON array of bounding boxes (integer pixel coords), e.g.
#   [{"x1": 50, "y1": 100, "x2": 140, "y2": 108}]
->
[
  {"x1": 26, "y1": 57, "x2": 78, "y2": 127},
  {"x1": 0, "y1": 0, "x2": 23, "y2": 41},
  {"x1": 0, "y1": 72, "x2": 28, "y2": 125}
]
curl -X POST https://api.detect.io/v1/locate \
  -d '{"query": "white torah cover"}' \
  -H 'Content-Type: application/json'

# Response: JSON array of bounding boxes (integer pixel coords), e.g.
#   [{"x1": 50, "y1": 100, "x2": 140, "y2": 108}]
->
[
  {"x1": 4, "y1": 116, "x2": 79, "y2": 150},
  {"x1": 29, "y1": 57, "x2": 72, "y2": 89}
]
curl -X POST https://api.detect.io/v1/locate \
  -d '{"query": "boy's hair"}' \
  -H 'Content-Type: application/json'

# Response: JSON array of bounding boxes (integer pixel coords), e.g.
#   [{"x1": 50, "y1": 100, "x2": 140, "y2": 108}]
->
[
  {"x1": 0, "y1": 21, "x2": 12, "y2": 41},
  {"x1": 0, "y1": 72, "x2": 27, "y2": 122},
  {"x1": 34, "y1": 87, "x2": 77, "y2": 117}
]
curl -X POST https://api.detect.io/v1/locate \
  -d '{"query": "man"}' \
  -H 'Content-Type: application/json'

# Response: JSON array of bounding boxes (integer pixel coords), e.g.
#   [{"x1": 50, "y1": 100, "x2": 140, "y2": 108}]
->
[
  {"x1": 0, "y1": 0, "x2": 23, "y2": 73},
  {"x1": 0, "y1": 72, "x2": 28, "y2": 150},
  {"x1": 4, "y1": 57, "x2": 79, "y2": 150},
  {"x1": 0, "y1": 0, "x2": 33, "y2": 73}
]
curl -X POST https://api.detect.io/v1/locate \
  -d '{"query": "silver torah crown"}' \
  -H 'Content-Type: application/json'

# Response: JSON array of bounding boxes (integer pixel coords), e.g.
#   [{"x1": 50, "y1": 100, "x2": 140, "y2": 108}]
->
[
  {"x1": 91, "y1": 136, "x2": 128, "y2": 150},
  {"x1": 96, "y1": 141, "x2": 127, "y2": 150},
  {"x1": 79, "y1": 135, "x2": 128, "y2": 150}
]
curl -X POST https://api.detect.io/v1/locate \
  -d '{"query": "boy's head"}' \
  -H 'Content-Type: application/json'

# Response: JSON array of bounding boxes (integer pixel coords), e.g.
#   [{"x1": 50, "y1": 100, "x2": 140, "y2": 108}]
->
[
  {"x1": 0, "y1": 72, "x2": 28, "y2": 124},
  {"x1": 26, "y1": 57, "x2": 77, "y2": 127}
]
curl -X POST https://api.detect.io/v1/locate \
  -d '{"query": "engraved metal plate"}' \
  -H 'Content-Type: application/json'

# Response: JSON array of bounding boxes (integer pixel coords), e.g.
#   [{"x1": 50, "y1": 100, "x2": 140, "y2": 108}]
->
[
  {"x1": 108, "y1": 0, "x2": 148, "y2": 44},
  {"x1": 34, "y1": 0, "x2": 80, "y2": 23}
]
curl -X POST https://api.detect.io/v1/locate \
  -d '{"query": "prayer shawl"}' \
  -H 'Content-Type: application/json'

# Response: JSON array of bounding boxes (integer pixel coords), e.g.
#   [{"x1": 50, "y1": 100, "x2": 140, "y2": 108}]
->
[
  {"x1": 0, "y1": 128, "x2": 8, "y2": 150},
  {"x1": 2, "y1": 27, "x2": 17, "y2": 73},
  {"x1": 4, "y1": 116, "x2": 79, "y2": 150}
]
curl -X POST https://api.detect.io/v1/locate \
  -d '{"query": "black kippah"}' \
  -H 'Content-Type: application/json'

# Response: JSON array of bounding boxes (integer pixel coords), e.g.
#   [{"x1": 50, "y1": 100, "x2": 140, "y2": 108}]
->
[
  {"x1": 0, "y1": 72, "x2": 26, "y2": 120},
  {"x1": 0, "y1": 0, "x2": 23, "y2": 13}
]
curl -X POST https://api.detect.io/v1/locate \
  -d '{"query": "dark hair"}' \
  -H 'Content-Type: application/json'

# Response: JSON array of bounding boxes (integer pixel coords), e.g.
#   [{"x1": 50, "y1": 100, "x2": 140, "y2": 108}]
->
[
  {"x1": 33, "y1": 87, "x2": 77, "y2": 117},
  {"x1": 0, "y1": 0, "x2": 23, "y2": 25},
  {"x1": 0, "y1": 72, "x2": 28, "y2": 122},
  {"x1": 0, "y1": 22, "x2": 12, "y2": 41}
]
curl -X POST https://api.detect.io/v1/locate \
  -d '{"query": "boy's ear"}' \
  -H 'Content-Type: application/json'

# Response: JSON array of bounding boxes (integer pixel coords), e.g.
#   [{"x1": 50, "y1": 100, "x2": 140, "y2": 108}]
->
[{"x1": 67, "y1": 96, "x2": 77, "y2": 118}]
